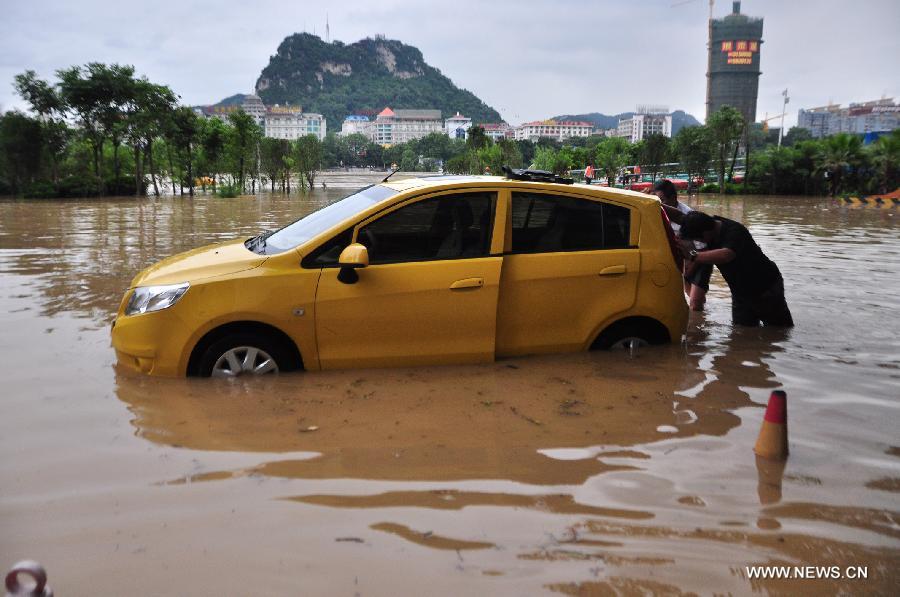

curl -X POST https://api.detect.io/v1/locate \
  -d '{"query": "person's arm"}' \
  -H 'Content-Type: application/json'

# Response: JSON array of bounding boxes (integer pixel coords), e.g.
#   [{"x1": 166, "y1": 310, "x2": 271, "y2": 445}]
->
[
  {"x1": 663, "y1": 203, "x2": 685, "y2": 224},
  {"x1": 680, "y1": 245, "x2": 735, "y2": 277},
  {"x1": 691, "y1": 248, "x2": 736, "y2": 265}
]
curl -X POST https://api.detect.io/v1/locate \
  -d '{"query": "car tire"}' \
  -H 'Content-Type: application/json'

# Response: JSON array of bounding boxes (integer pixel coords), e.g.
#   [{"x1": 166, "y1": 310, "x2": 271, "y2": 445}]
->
[
  {"x1": 197, "y1": 333, "x2": 293, "y2": 378},
  {"x1": 593, "y1": 319, "x2": 668, "y2": 351}
]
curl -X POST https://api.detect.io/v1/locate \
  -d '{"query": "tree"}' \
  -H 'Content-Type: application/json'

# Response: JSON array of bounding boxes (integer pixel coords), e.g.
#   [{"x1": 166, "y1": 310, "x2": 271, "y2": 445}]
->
[
  {"x1": 0, "y1": 112, "x2": 44, "y2": 194},
  {"x1": 816, "y1": 133, "x2": 863, "y2": 196},
  {"x1": 57, "y1": 64, "x2": 108, "y2": 193},
  {"x1": 672, "y1": 126, "x2": 712, "y2": 192},
  {"x1": 783, "y1": 127, "x2": 813, "y2": 147},
  {"x1": 706, "y1": 106, "x2": 744, "y2": 192},
  {"x1": 418, "y1": 132, "x2": 453, "y2": 162},
  {"x1": 869, "y1": 130, "x2": 900, "y2": 194},
  {"x1": 641, "y1": 134, "x2": 670, "y2": 180},
  {"x1": 198, "y1": 116, "x2": 227, "y2": 191},
  {"x1": 14, "y1": 70, "x2": 67, "y2": 186},
  {"x1": 169, "y1": 106, "x2": 200, "y2": 197},
  {"x1": 594, "y1": 137, "x2": 629, "y2": 187},
  {"x1": 294, "y1": 134, "x2": 322, "y2": 190},
  {"x1": 496, "y1": 138, "x2": 523, "y2": 169},
  {"x1": 466, "y1": 125, "x2": 489, "y2": 150},
  {"x1": 400, "y1": 148, "x2": 417, "y2": 172},
  {"x1": 226, "y1": 109, "x2": 261, "y2": 192}
]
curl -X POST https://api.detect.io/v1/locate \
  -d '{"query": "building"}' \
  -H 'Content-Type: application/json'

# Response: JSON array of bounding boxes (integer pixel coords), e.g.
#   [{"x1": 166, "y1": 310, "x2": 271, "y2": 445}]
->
[
  {"x1": 340, "y1": 115, "x2": 372, "y2": 137},
  {"x1": 798, "y1": 99, "x2": 899, "y2": 138},
  {"x1": 615, "y1": 106, "x2": 673, "y2": 142},
  {"x1": 263, "y1": 105, "x2": 326, "y2": 141},
  {"x1": 706, "y1": 1, "x2": 763, "y2": 126},
  {"x1": 371, "y1": 107, "x2": 443, "y2": 146},
  {"x1": 241, "y1": 94, "x2": 267, "y2": 125},
  {"x1": 197, "y1": 96, "x2": 326, "y2": 141},
  {"x1": 513, "y1": 120, "x2": 593, "y2": 142},
  {"x1": 479, "y1": 123, "x2": 514, "y2": 141},
  {"x1": 445, "y1": 112, "x2": 472, "y2": 140}
]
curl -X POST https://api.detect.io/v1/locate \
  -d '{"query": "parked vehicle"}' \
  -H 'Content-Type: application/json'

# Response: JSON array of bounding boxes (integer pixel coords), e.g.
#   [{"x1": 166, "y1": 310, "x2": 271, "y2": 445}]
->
[{"x1": 111, "y1": 170, "x2": 688, "y2": 377}]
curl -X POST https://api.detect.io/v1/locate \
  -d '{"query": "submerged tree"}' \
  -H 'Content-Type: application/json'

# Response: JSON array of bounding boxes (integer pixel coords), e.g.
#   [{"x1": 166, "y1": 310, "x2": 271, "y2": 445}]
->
[
  {"x1": 816, "y1": 133, "x2": 864, "y2": 196},
  {"x1": 672, "y1": 125, "x2": 712, "y2": 192},
  {"x1": 706, "y1": 106, "x2": 744, "y2": 193},
  {"x1": 226, "y1": 109, "x2": 261, "y2": 192},
  {"x1": 294, "y1": 134, "x2": 322, "y2": 191}
]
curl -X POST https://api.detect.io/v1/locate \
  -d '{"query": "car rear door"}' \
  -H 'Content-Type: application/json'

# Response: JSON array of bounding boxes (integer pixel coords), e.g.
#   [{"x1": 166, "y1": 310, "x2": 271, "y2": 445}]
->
[{"x1": 496, "y1": 190, "x2": 640, "y2": 356}]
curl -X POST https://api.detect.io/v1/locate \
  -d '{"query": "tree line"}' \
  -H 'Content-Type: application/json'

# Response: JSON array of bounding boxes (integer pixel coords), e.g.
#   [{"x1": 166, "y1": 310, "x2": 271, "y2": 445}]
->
[
  {"x1": 513, "y1": 105, "x2": 899, "y2": 197},
  {"x1": 1, "y1": 63, "x2": 897, "y2": 198},
  {"x1": 0, "y1": 63, "x2": 326, "y2": 198}
]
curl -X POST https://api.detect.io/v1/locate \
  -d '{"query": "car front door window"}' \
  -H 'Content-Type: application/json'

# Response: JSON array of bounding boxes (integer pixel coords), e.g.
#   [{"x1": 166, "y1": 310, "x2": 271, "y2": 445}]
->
[{"x1": 357, "y1": 192, "x2": 495, "y2": 264}]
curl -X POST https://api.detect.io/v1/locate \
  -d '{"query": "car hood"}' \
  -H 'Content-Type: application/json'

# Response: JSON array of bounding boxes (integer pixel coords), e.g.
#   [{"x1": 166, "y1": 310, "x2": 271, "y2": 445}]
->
[{"x1": 130, "y1": 238, "x2": 267, "y2": 287}]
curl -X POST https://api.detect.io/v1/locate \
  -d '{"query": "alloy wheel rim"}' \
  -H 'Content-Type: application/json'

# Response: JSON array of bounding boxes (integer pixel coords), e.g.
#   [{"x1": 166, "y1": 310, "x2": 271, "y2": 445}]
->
[
  {"x1": 211, "y1": 346, "x2": 279, "y2": 377},
  {"x1": 610, "y1": 337, "x2": 649, "y2": 351}
]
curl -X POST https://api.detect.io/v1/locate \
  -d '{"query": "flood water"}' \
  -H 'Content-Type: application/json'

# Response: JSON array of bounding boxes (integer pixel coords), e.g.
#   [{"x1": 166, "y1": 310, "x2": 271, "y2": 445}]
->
[{"x1": 1, "y1": 188, "x2": 898, "y2": 595}]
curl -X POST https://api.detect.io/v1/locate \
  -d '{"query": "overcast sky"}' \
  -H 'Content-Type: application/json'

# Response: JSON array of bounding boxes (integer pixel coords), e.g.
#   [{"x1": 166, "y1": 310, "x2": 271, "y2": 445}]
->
[{"x1": 3, "y1": 0, "x2": 898, "y2": 128}]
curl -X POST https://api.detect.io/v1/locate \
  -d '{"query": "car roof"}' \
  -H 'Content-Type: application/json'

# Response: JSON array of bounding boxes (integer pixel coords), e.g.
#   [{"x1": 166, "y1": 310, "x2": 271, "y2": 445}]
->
[{"x1": 381, "y1": 175, "x2": 660, "y2": 206}]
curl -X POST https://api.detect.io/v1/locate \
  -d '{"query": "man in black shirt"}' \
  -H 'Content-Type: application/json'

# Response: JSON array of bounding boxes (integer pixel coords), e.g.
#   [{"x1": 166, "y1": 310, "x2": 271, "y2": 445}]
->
[{"x1": 679, "y1": 211, "x2": 793, "y2": 327}]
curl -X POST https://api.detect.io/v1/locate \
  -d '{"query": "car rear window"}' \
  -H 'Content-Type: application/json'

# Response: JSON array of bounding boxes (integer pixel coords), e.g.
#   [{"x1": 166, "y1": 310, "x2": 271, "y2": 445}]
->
[{"x1": 510, "y1": 192, "x2": 631, "y2": 253}]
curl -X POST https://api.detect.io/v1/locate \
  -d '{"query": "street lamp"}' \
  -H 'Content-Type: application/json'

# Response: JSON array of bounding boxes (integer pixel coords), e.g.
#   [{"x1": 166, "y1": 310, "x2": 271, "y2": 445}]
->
[{"x1": 778, "y1": 88, "x2": 789, "y2": 147}]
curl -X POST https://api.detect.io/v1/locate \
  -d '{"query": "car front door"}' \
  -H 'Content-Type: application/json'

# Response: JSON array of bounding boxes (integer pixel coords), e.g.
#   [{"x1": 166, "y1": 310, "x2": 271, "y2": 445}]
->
[
  {"x1": 315, "y1": 190, "x2": 501, "y2": 369},
  {"x1": 496, "y1": 190, "x2": 640, "y2": 356}
]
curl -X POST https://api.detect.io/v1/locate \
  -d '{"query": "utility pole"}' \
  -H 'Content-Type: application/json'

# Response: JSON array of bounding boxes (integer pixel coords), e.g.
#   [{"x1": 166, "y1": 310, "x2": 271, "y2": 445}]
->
[
  {"x1": 778, "y1": 88, "x2": 789, "y2": 147},
  {"x1": 705, "y1": 0, "x2": 715, "y2": 120}
]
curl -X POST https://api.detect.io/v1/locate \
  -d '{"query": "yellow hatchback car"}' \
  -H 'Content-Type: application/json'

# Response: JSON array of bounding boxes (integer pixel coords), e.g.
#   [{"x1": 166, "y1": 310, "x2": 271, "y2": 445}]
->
[{"x1": 112, "y1": 171, "x2": 688, "y2": 377}]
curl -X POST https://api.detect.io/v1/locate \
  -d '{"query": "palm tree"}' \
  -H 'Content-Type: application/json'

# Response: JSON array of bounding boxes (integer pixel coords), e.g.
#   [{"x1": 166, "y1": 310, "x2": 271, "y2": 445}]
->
[
  {"x1": 868, "y1": 130, "x2": 900, "y2": 194},
  {"x1": 816, "y1": 133, "x2": 863, "y2": 196}
]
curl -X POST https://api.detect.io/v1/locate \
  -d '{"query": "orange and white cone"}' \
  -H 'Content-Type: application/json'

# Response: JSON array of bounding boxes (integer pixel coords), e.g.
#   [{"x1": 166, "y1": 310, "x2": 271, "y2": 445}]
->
[{"x1": 754, "y1": 390, "x2": 788, "y2": 460}]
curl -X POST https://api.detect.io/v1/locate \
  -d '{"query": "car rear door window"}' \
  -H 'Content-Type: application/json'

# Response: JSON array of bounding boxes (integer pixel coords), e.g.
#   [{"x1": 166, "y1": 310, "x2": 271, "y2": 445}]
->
[
  {"x1": 510, "y1": 192, "x2": 630, "y2": 253},
  {"x1": 358, "y1": 192, "x2": 495, "y2": 264}
]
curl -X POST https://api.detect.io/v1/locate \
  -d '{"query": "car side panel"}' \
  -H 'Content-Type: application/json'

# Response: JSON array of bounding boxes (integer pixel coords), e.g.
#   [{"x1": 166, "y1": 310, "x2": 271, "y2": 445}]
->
[
  {"x1": 315, "y1": 257, "x2": 502, "y2": 369},
  {"x1": 495, "y1": 249, "x2": 641, "y2": 356}
]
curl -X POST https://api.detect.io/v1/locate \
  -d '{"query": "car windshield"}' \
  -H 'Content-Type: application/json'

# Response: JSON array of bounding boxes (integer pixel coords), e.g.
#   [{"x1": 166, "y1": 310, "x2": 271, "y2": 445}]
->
[{"x1": 258, "y1": 185, "x2": 398, "y2": 254}]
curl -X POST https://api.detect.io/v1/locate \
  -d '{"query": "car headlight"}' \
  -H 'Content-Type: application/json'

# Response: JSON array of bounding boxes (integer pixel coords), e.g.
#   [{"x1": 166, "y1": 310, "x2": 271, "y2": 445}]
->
[{"x1": 125, "y1": 282, "x2": 190, "y2": 316}]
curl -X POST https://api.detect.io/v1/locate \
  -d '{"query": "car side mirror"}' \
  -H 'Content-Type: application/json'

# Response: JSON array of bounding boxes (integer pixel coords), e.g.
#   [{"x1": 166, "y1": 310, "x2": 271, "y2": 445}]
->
[{"x1": 337, "y1": 243, "x2": 368, "y2": 284}]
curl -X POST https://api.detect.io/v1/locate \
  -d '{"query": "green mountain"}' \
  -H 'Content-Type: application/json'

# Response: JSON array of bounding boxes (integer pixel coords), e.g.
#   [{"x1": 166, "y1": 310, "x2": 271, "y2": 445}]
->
[
  {"x1": 552, "y1": 110, "x2": 701, "y2": 135},
  {"x1": 250, "y1": 33, "x2": 502, "y2": 128}
]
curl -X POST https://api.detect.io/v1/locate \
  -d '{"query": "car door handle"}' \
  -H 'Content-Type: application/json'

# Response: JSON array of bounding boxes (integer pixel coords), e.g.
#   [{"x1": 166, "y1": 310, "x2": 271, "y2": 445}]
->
[
  {"x1": 598, "y1": 265, "x2": 627, "y2": 276},
  {"x1": 450, "y1": 277, "x2": 484, "y2": 290}
]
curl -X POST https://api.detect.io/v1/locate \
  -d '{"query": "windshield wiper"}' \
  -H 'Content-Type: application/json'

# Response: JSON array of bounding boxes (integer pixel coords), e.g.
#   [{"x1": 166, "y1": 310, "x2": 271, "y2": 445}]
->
[{"x1": 246, "y1": 230, "x2": 273, "y2": 254}]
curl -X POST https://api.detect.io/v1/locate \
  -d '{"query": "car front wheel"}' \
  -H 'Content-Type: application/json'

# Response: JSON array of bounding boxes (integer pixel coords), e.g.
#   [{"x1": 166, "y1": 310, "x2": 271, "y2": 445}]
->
[{"x1": 198, "y1": 334, "x2": 290, "y2": 378}]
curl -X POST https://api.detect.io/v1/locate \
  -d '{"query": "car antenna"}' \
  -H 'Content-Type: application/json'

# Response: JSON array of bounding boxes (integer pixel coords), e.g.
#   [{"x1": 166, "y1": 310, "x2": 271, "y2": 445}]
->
[{"x1": 381, "y1": 168, "x2": 400, "y2": 183}]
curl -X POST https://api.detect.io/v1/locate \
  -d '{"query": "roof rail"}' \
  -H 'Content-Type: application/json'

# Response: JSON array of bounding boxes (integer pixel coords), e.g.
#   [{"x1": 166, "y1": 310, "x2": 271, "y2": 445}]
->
[{"x1": 501, "y1": 165, "x2": 574, "y2": 185}]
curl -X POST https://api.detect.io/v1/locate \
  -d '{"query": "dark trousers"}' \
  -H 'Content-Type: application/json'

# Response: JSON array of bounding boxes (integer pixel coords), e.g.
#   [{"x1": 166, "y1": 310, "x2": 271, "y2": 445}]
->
[{"x1": 732, "y1": 280, "x2": 794, "y2": 327}]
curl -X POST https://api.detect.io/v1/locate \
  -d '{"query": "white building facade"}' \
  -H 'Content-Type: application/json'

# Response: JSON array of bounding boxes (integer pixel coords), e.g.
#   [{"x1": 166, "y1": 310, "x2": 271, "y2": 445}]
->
[
  {"x1": 263, "y1": 106, "x2": 326, "y2": 141},
  {"x1": 798, "y1": 99, "x2": 899, "y2": 138},
  {"x1": 198, "y1": 96, "x2": 326, "y2": 141},
  {"x1": 615, "y1": 112, "x2": 673, "y2": 143},
  {"x1": 371, "y1": 107, "x2": 443, "y2": 145},
  {"x1": 340, "y1": 115, "x2": 373, "y2": 137},
  {"x1": 513, "y1": 120, "x2": 592, "y2": 142},
  {"x1": 445, "y1": 112, "x2": 472, "y2": 140},
  {"x1": 480, "y1": 123, "x2": 513, "y2": 141}
]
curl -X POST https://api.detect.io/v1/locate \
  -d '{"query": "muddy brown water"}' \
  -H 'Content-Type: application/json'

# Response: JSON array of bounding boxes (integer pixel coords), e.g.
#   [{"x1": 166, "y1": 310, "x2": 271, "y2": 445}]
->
[{"x1": 1, "y1": 189, "x2": 898, "y2": 595}]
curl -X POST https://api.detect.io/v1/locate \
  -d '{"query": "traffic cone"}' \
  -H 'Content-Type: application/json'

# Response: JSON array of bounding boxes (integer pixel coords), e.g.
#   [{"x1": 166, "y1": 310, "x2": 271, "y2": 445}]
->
[{"x1": 754, "y1": 390, "x2": 788, "y2": 460}]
